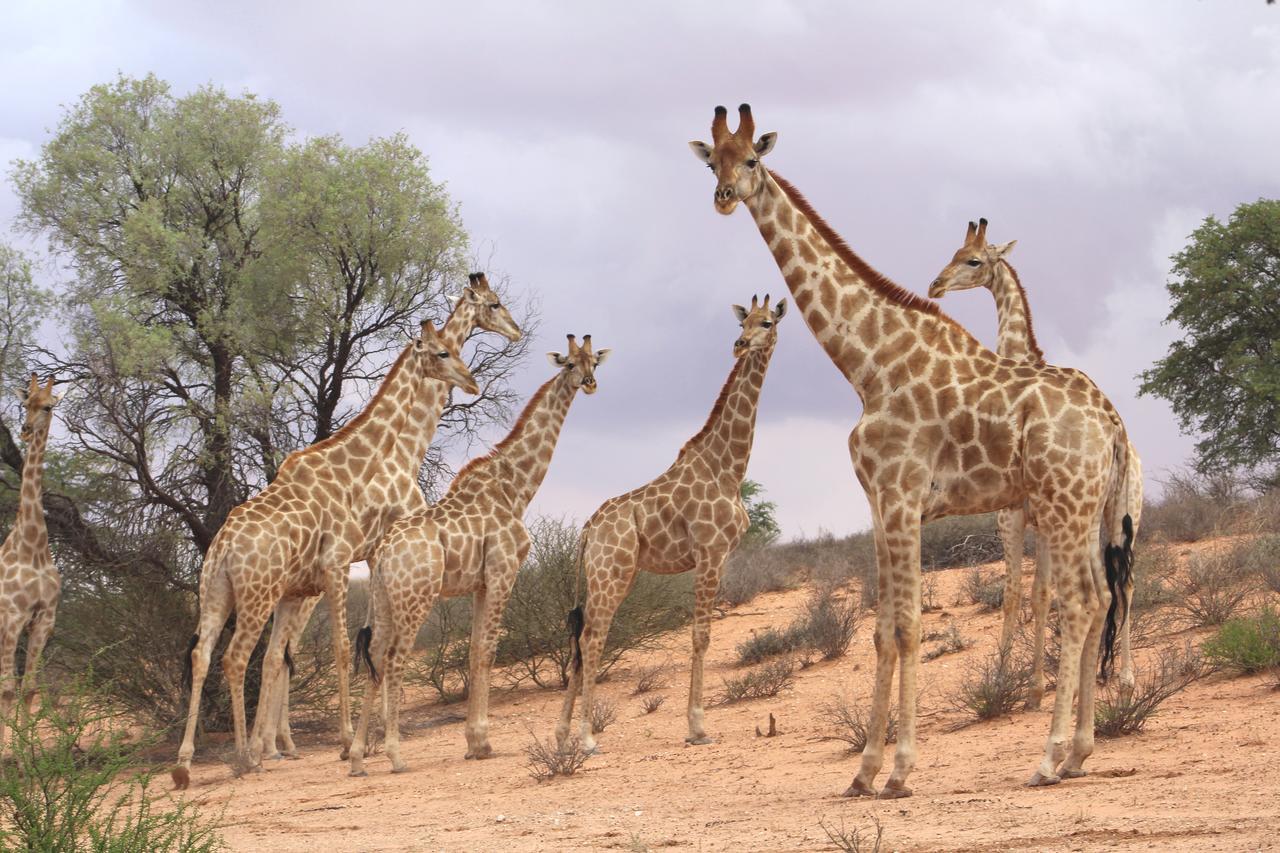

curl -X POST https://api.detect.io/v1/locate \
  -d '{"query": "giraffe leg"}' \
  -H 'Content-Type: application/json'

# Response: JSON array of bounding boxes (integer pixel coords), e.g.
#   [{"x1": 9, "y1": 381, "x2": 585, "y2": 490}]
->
[
  {"x1": 881, "y1": 516, "x2": 923, "y2": 799},
  {"x1": 252, "y1": 598, "x2": 306, "y2": 763},
  {"x1": 1026, "y1": 533, "x2": 1052, "y2": 710},
  {"x1": 846, "y1": 520, "x2": 897, "y2": 798},
  {"x1": 322, "y1": 576, "x2": 355, "y2": 761},
  {"x1": 686, "y1": 549, "x2": 725, "y2": 745},
  {"x1": 575, "y1": 557, "x2": 637, "y2": 754},
  {"x1": 554, "y1": 643, "x2": 584, "y2": 749},
  {"x1": 997, "y1": 507, "x2": 1025, "y2": 658},
  {"x1": 0, "y1": 615, "x2": 22, "y2": 757},
  {"x1": 1059, "y1": 530, "x2": 1110, "y2": 779},
  {"x1": 382, "y1": 633, "x2": 412, "y2": 773},
  {"x1": 173, "y1": 570, "x2": 233, "y2": 789},
  {"x1": 1029, "y1": 537, "x2": 1090, "y2": 787},
  {"x1": 19, "y1": 605, "x2": 56, "y2": 716},
  {"x1": 223, "y1": 607, "x2": 271, "y2": 778},
  {"x1": 1117, "y1": 570, "x2": 1136, "y2": 704},
  {"x1": 276, "y1": 594, "x2": 320, "y2": 759},
  {"x1": 464, "y1": 564, "x2": 517, "y2": 760},
  {"x1": 349, "y1": 573, "x2": 395, "y2": 777}
]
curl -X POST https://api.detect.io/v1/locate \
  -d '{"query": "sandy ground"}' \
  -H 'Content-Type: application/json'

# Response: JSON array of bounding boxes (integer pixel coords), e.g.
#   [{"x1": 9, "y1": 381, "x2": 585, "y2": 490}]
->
[{"x1": 169, "y1": 557, "x2": 1280, "y2": 852}]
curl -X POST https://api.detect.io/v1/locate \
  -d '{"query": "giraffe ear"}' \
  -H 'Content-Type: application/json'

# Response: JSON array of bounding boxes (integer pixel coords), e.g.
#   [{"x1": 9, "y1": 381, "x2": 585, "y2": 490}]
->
[
  {"x1": 731, "y1": 304, "x2": 749, "y2": 323},
  {"x1": 462, "y1": 286, "x2": 481, "y2": 304},
  {"x1": 992, "y1": 239, "x2": 1017, "y2": 258},
  {"x1": 593, "y1": 349, "x2": 611, "y2": 367},
  {"x1": 753, "y1": 132, "x2": 777, "y2": 157},
  {"x1": 773, "y1": 298, "x2": 788, "y2": 321},
  {"x1": 547, "y1": 352, "x2": 568, "y2": 367},
  {"x1": 688, "y1": 141, "x2": 713, "y2": 164}
]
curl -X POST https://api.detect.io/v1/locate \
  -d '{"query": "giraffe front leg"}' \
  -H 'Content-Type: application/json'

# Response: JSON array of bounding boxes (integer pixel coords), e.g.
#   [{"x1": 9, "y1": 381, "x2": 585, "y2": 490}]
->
[
  {"x1": 323, "y1": 577, "x2": 354, "y2": 761},
  {"x1": 252, "y1": 599, "x2": 302, "y2": 763},
  {"x1": 464, "y1": 568, "x2": 516, "y2": 760},
  {"x1": 173, "y1": 574, "x2": 233, "y2": 789},
  {"x1": 846, "y1": 521, "x2": 897, "y2": 798},
  {"x1": 881, "y1": 518, "x2": 922, "y2": 799},
  {"x1": 686, "y1": 550, "x2": 724, "y2": 746},
  {"x1": 997, "y1": 507, "x2": 1025, "y2": 658},
  {"x1": 277, "y1": 594, "x2": 320, "y2": 759},
  {"x1": 1026, "y1": 534, "x2": 1052, "y2": 710},
  {"x1": 223, "y1": 609, "x2": 270, "y2": 778},
  {"x1": 0, "y1": 618, "x2": 21, "y2": 758},
  {"x1": 19, "y1": 605, "x2": 56, "y2": 716}
]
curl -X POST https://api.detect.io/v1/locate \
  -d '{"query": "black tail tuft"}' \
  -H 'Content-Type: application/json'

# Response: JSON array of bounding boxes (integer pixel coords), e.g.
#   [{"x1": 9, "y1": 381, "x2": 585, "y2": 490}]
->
[
  {"x1": 566, "y1": 606, "x2": 585, "y2": 674},
  {"x1": 181, "y1": 633, "x2": 199, "y2": 693},
  {"x1": 284, "y1": 641, "x2": 295, "y2": 678},
  {"x1": 354, "y1": 625, "x2": 378, "y2": 684},
  {"x1": 1100, "y1": 513, "x2": 1135, "y2": 681}
]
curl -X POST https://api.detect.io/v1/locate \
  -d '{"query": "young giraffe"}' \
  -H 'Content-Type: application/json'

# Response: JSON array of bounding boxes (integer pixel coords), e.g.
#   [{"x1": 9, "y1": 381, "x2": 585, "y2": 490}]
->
[
  {"x1": 248, "y1": 276, "x2": 523, "y2": 763},
  {"x1": 928, "y1": 218, "x2": 1144, "y2": 706},
  {"x1": 555, "y1": 296, "x2": 785, "y2": 753},
  {"x1": 690, "y1": 104, "x2": 1135, "y2": 795},
  {"x1": 173, "y1": 318, "x2": 486, "y2": 789},
  {"x1": 0, "y1": 375, "x2": 62, "y2": 755},
  {"x1": 348, "y1": 334, "x2": 609, "y2": 776}
]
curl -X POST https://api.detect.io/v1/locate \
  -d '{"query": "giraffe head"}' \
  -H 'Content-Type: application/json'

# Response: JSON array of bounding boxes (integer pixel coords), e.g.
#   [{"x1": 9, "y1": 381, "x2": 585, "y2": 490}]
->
[
  {"x1": 19, "y1": 373, "x2": 59, "y2": 443},
  {"x1": 416, "y1": 320, "x2": 480, "y2": 395},
  {"x1": 731, "y1": 294, "x2": 787, "y2": 358},
  {"x1": 462, "y1": 272, "x2": 522, "y2": 342},
  {"x1": 927, "y1": 218, "x2": 1018, "y2": 299},
  {"x1": 546, "y1": 334, "x2": 610, "y2": 396},
  {"x1": 688, "y1": 103, "x2": 777, "y2": 215}
]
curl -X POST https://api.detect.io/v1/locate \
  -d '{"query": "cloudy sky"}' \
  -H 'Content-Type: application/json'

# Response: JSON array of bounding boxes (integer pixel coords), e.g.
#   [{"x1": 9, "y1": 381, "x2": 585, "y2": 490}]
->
[{"x1": 3, "y1": 1, "x2": 1278, "y2": 538}]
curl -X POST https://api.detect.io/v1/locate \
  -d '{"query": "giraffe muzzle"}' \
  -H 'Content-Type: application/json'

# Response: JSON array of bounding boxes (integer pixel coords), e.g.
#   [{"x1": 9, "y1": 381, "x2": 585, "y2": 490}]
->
[{"x1": 928, "y1": 279, "x2": 945, "y2": 298}]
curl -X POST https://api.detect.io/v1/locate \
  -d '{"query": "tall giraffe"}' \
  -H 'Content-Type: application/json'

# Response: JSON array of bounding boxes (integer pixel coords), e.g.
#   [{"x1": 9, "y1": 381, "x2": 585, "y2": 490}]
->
[
  {"x1": 0, "y1": 375, "x2": 61, "y2": 754},
  {"x1": 555, "y1": 296, "x2": 785, "y2": 753},
  {"x1": 172, "y1": 316, "x2": 487, "y2": 789},
  {"x1": 690, "y1": 104, "x2": 1135, "y2": 795},
  {"x1": 928, "y1": 219, "x2": 1144, "y2": 705},
  {"x1": 249, "y1": 275, "x2": 523, "y2": 763},
  {"x1": 348, "y1": 333, "x2": 609, "y2": 776}
]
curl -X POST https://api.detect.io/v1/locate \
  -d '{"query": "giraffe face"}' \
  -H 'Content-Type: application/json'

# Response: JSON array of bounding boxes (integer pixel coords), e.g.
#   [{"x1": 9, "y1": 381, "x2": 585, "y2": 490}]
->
[
  {"x1": 928, "y1": 218, "x2": 1018, "y2": 299},
  {"x1": 688, "y1": 104, "x2": 777, "y2": 216},
  {"x1": 731, "y1": 294, "x2": 787, "y2": 357},
  {"x1": 464, "y1": 273, "x2": 523, "y2": 342},
  {"x1": 546, "y1": 334, "x2": 610, "y2": 396},
  {"x1": 19, "y1": 374, "x2": 59, "y2": 442},
  {"x1": 416, "y1": 320, "x2": 480, "y2": 395}
]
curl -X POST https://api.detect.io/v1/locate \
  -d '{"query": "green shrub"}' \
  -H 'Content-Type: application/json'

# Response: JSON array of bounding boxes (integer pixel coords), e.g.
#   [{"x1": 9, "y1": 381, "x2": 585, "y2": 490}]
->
[
  {"x1": 717, "y1": 657, "x2": 797, "y2": 705},
  {"x1": 1202, "y1": 608, "x2": 1280, "y2": 674},
  {"x1": 735, "y1": 626, "x2": 797, "y2": 666}
]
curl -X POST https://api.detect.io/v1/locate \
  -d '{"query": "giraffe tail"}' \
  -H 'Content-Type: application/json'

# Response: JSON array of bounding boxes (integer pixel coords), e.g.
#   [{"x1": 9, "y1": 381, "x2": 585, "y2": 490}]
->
[
  {"x1": 1099, "y1": 431, "x2": 1135, "y2": 681},
  {"x1": 567, "y1": 606, "x2": 585, "y2": 673},
  {"x1": 181, "y1": 633, "x2": 199, "y2": 693},
  {"x1": 284, "y1": 641, "x2": 295, "y2": 678},
  {"x1": 354, "y1": 625, "x2": 378, "y2": 685}
]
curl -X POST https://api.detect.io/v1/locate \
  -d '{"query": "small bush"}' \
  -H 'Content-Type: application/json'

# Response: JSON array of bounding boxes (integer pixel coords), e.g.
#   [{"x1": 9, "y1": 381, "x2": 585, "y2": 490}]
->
[
  {"x1": 524, "y1": 728, "x2": 591, "y2": 781},
  {"x1": 1131, "y1": 543, "x2": 1181, "y2": 614},
  {"x1": 923, "y1": 624, "x2": 971, "y2": 661},
  {"x1": 589, "y1": 699, "x2": 617, "y2": 734},
  {"x1": 717, "y1": 657, "x2": 797, "y2": 705},
  {"x1": 1140, "y1": 470, "x2": 1244, "y2": 542},
  {"x1": 961, "y1": 569, "x2": 1004, "y2": 611},
  {"x1": 1242, "y1": 534, "x2": 1280, "y2": 594},
  {"x1": 1202, "y1": 607, "x2": 1280, "y2": 674},
  {"x1": 951, "y1": 651, "x2": 1031, "y2": 723},
  {"x1": 630, "y1": 662, "x2": 667, "y2": 695},
  {"x1": 640, "y1": 694, "x2": 665, "y2": 714},
  {"x1": 1179, "y1": 546, "x2": 1252, "y2": 627},
  {"x1": 736, "y1": 626, "x2": 797, "y2": 666},
  {"x1": 921, "y1": 513, "x2": 1006, "y2": 570},
  {"x1": 818, "y1": 694, "x2": 897, "y2": 753},
  {"x1": 921, "y1": 572, "x2": 941, "y2": 613},
  {"x1": 818, "y1": 814, "x2": 884, "y2": 853},
  {"x1": 717, "y1": 545, "x2": 794, "y2": 607},
  {"x1": 792, "y1": 588, "x2": 860, "y2": 660},
  {"x1": 1095, "y1": 644, "x2": 1210, "y2": 737}
]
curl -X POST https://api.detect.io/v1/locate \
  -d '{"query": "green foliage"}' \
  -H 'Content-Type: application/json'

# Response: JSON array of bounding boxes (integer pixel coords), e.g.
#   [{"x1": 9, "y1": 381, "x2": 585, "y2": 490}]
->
[
  {"x1": 1140, "y1": 199, "x2": 1280, "y2": 481},
  {"x1": 739, "y1": 479, "x2": 780, "y2": 545},
  {"x1": 0, "y1": 678, "x2": 224, "y2": 852},
  {"x1": 1202, "y1": 607, "x2": 1280, "y2": 674}
]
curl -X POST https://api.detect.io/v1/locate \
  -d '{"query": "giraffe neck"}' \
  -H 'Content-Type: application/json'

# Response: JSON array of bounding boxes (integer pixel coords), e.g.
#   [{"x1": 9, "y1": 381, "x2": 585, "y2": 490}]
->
[
  {"x1": 989, "y1": 260, "x2": 1045, "y2": 364},
  {"x1": 451, "y1": 372, "x2": 577, "y2": 513},
  {"x1": 680, "y1": 347, "x2": 772, "y2": 486},
  {"x1": 12, "y1": 420, "x2": 49, "y2": 556}
]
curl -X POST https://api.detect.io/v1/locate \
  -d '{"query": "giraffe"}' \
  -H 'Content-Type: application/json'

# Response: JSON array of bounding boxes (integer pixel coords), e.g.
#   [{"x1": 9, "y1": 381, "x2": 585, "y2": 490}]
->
[
  {"x1": 689, "y1": 104, "x2": 1135, "y2": 795},
  {"x1": 348, "y1": 333, "x2": 609, "y2": 776},
  {"x1": 0, "y1": 375, "x2": 61, "y2": 755},
  {"x1": 927, "y1": 218, "x2": 1144, "y2": 706},
  {"x1": 249, "y1": 275, "x2": 523, "y2": 763},
  {"x1": 172, "y1": 316, "x2": 488, "y2": 789},
  {"x1": 555, "y1": 296, "x2": 785, "y2": 754}
]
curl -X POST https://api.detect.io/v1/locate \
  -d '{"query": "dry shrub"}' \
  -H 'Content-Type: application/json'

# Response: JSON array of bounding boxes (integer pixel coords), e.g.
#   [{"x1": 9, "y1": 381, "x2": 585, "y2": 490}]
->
[
  {"x1": 961, "y1": 568, "x2": 1004, "y2": 611},
  {"x1": 1131, "y1": 542, "x2": 1181, "y2": 614},
  {"x1": 951, "y1": 651, "x2": 1031, "y2": 723},
  {"x1": 1095, "y1": 644, "x2": 1211, "y2": 737},
  {"x1": 921, "y1": 513, "x2": 1007, "y2": 570},
  {"x1": 818, "y1": 693, "x2": 898, "y2": 753},
  {"x1": 524, "y1": 728, "x2": 591, "y2": 781},
  {"x1": 717, "y1": 544, "x2": 793, "y2": 607},
  {"x1": 793, "y1": 587, "x2": 861, "y2": 660},
  {"x1": 1242, "y1": 534, "x2": 1280, "y2": 594},
  {"x1": 640, "y1": 694, "x2": 665, "y2": 714},
  {"x1": 1141, "y1": 470, "x2": 1244, "y2": 542},
  {"x1": 589, "y1": 698, "x2": 617, "y2": 734},
  {"x1": 717, "y1": 656, "x2": 797, "y2": 705},
  {"x1": 923, "y1": 623, "x2": 971, "y2": 661},
  {"x1": 1179, "y1": 544, "x2": 1253, "y2": 627},
  {"x1": 630, "y1": 662, "x2": 667, "y2": 695},
  {"x1": 769, "y1": 531, "x2": 877, "y2": 606},
  {"x1": 818, "y1": 814, "x2": 884, "y2": 853},
  {"x1": 736, "y1": 626, "x2": 796, "y2": 666},
  {"x1": 921, "y1": 572, "x2": 941, "y2": 613}
]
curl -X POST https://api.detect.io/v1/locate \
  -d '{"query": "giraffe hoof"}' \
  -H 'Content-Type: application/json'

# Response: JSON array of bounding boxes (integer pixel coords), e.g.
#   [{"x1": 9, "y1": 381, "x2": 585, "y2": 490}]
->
[
  {"x1": 877, "y1": 783, "x2": 913, "y2": 800},
  {"x1": 265, "y1": 752, "x2": 284, "y2": 761},
  {"x1": 171, "y1": 766, "x2": 190, "y2": 790},
  {"x1": 348, "y1": 769, "x2": 368, "y2": 778},
  {"x1": 1023, "y1": 698, "x2": 1043, "y2": 711},
  {"x1": 391, "y1": 764, "x2": 410, "y2": 774},
  {"x1": 1026, "y1": 771, "x2": 1061, "y2": 787},
  {"x1": 684, "y1": 736, "x2": 714, "y2": 746},
  {"x1": 842, "y1": 778, "x2": 877, "y2": 798},
  {"x1": 283, "y1": 751, "x2": 301, "y2": 760},
  {"x1": 464, "y1": 745, "x2": 494, "y2": 760},
  {"x1": 1059, "y1": 768, "x2": 1087, "y2": 779}
]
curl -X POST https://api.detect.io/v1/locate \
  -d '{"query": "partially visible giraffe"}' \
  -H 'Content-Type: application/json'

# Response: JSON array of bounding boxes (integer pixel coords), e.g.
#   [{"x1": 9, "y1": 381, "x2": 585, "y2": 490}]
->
[
  {"x1": 555, "y1": 296, "x2": 785, "y2": 753},
  {"x1": 172, "y1": 318, "x2": 485, "y2": 789},
  {"x1": 0, "y1": 375, "x2": 62, "y2": 755},
  {"x1": 928, "y1": 219, "x2": 1144, "y2": 706},
  {"x1": 690, "y1": 104, "x2": 1135, "y2": 794},
  {"x1": 250, "y1": 275, "x2": 523, "y2": 762},
  {"x1": 349, "y1": 334, "x2": 609, "y2": 776}
]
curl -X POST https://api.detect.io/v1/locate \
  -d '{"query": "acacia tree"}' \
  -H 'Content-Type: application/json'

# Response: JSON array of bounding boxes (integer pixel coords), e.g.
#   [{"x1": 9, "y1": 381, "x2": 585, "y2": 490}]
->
[
  {"x1": 1140, "y1": 199, "x2": 1280, "y2": 486},
  {"x1": 5, "y1": 74, "x2": 532, "y2": 727}
]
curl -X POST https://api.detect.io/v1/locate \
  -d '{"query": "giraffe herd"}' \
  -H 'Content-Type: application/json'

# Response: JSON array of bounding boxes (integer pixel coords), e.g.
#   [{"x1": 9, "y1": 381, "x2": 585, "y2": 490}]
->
[{"x1": 0, "y1": 103, "x2": 1143, "y2": 803}]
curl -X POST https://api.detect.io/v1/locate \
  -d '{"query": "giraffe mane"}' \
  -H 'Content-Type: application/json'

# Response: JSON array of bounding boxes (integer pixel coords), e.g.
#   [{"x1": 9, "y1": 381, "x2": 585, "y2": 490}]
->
[
  {"x1": 997, "y1": 259, "x2": 1046, "y2": 364},
  {"x1": 677, "y1": 354, "x2": 751, "y2": 458},
  {"x1": 769, "y1": 172, "x2": 971, "y2": 331},
  {"x1": 450, "y1": 373, "x2": 560, "y2": 485}
]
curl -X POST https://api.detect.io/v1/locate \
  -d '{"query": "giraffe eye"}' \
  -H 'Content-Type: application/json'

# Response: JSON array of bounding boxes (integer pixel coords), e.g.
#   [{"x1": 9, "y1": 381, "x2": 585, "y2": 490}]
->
[
  {"x1": 488, "y1": 303, "x2": 500, "y2": 309},
  {"x1": 745, "y1": 158, "x2": 758, "y2": 169},
  {"x1": 967, "y1": 259, "x2": 982, "y2": 267},
  {"x1": 706, "y1": 163, "x2": 714, "y2": 171},
  {"x1": 436, "y1": 350, "x2": 449, "y2": 359},
  {"x1": 43, "y1": 405, "x2": 52, "y2": 412},
  {"x1": 761, "y1": 321, "x2": 772, "y2": 328}
]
